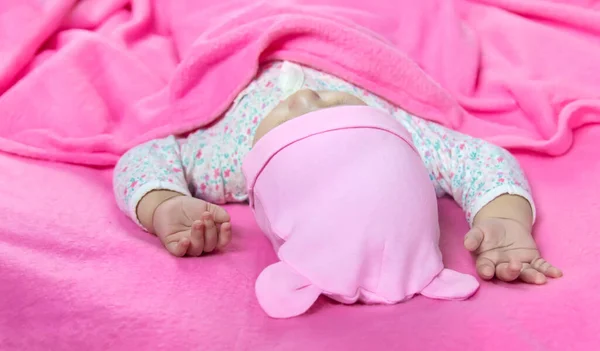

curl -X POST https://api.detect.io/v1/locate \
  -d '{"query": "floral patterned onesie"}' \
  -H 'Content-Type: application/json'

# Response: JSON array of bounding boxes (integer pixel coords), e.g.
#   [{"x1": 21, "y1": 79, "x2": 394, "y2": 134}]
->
[{"x1": 113, "y1": 61, "x2": 535, "y2": 228}]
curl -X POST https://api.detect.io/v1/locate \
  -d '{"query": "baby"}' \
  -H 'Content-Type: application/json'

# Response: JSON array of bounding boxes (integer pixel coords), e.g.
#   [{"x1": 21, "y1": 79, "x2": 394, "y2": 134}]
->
[{"x1": 114, "y1": 61, "x2": 562, "y2": 284}]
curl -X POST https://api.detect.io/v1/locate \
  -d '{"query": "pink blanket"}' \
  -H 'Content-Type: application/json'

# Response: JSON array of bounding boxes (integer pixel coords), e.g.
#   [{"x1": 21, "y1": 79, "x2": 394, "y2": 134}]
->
[
  {"x1": 1, "y1": 0, "x2": 600, "y2": 349},
  {"x1": 1, "y1": 0, "x2": 600, "y2": 165}
]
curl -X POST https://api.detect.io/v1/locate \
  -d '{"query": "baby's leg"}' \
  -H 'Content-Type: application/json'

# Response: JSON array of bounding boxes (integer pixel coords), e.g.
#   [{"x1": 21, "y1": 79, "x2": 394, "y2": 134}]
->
[{"x1": 113, "y1": 136, "x2": 231, "y2": 256}]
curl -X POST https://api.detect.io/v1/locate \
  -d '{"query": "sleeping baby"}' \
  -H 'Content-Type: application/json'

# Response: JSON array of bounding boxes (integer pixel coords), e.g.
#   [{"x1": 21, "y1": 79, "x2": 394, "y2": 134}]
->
[{"x1": 114, "y1": 61, "x2": 562, "y2": 288}]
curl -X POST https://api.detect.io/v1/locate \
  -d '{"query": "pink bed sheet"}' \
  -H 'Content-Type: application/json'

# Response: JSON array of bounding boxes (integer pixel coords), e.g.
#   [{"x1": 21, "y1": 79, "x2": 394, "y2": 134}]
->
[{"x1": 1, "y1": 127, "x2": 599, "y2": 350}]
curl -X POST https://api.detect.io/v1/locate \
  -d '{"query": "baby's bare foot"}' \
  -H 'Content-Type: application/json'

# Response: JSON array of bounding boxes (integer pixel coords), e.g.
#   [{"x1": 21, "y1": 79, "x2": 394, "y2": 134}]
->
[{"x1": 152, "y1": 196, "x2": 232, "y2": 257}]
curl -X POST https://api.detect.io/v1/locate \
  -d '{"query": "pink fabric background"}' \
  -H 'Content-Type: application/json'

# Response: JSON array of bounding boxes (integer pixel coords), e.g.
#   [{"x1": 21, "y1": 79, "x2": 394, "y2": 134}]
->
[
  {"x1": 1, "y1": 0, "x2": 600, "y2": 164},
  {"x1": 1, "y1": 0, "x2": 600, "y2": 349},
  {"x1": 1, "y1": 128, "x2": 598, "y2": 350}
]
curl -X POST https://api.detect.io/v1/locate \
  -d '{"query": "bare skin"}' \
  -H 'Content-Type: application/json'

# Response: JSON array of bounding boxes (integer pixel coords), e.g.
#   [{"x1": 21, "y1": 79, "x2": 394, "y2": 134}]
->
[
  {"x1": 136, "y1": 190, "x2": 232, "y2": 257},
  {"x1": 136, "y1": 89, "x2": 563, "y2": 285},
  {"x1": 466, "y1": 195, "x2": 562, "y2": 284},
  {"x1": 252, "y1": 89, "x2": 367, "y2": 145}
]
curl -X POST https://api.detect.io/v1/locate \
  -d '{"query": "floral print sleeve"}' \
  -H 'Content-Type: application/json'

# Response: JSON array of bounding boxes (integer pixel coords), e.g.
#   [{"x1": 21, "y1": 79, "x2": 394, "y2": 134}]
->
[
  {"x1": 112, "y1": 61, "x2": 287, "y2": 228},
  {"x1": 113, "y1": 126, "x2": 251, "y2": 229},
  {"x1": 113, "y1": 136, "x2": 193, "y2": 227},
  {"x1": 396, "y1": 110, "x2": 536, "y2": 226}
]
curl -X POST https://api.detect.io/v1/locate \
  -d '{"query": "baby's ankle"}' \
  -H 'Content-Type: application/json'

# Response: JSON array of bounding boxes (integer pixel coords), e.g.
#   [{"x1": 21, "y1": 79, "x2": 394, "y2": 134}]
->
[{"x1": 136, "y1": 190, "x2": 185, "y2": 233}]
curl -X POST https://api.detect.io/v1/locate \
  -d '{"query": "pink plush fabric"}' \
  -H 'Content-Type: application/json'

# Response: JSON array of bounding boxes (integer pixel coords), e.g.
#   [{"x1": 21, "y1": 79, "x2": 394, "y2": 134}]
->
[
  {"x1": 1, "y1": 0, "x2": 600, "y2": 165},
  {"x1": 2, "y1": 128, "x2": 600, "y2": 350},
  {"x1": 2, "y1": 0, "x2": 600, "y2": 349},
  {"x1": 244, "y1": 107, "x2": 479, "y2": 318}
]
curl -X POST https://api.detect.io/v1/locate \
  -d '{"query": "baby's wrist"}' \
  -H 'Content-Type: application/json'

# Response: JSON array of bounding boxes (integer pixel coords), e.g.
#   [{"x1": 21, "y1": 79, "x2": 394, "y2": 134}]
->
[
  {"x1": 473, "y1": 194, "x2": 533, "y2": 229},
  {"x1": 136, "y1": 190, "x2": 185, "y2": 233}
]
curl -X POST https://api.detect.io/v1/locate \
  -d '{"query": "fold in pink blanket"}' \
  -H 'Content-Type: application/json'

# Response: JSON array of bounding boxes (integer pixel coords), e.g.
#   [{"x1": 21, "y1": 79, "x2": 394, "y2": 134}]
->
[
  {"x1": 1, "y1": 0, "x2": 600, "y2": 350},
  {"x1": 1, "y1": 0, "x2": 600, "y2": 165}
]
